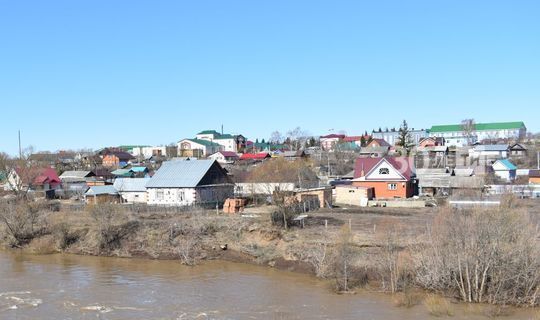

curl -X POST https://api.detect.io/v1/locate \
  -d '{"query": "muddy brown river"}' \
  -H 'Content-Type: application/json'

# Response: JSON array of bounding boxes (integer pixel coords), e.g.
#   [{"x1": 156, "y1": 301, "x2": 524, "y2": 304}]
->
[{"x1": 0, "y1": 251, "x2": 536, "y2": 319}]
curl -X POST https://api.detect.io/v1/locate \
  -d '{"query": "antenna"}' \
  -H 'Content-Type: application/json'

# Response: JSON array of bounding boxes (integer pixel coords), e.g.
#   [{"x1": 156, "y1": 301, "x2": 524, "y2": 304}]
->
[{"x1": 221, "y1": 124, "x2": 224, "y2": 135}]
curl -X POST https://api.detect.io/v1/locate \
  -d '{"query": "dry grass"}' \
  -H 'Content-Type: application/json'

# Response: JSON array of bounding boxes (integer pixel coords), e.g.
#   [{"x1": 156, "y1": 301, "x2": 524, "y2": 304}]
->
[
  {"x1": 424, "y1": 294, "x2": 454, "y2": 317},
  {"x1": 393, "y1": 290, "x2": 423, "y2": 308}
]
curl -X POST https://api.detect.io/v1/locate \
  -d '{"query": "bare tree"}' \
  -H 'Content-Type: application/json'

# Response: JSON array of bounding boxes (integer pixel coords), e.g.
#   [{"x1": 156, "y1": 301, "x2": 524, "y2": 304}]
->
[{"x1": 461, "y1": 119, "x2": 476, "y2": 146}]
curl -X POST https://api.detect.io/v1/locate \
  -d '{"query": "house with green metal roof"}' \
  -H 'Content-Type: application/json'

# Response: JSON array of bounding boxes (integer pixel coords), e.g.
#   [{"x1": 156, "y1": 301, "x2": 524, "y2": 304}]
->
[
  {"x1": 177, "y1": 138, "x2": 223, "y2": 158},
  {"x1": 194, "y1": 130, "x2": 247, "y2": 153},
  {"x1": 429, "y1": 121, "x2": 526, "y2": 145}
]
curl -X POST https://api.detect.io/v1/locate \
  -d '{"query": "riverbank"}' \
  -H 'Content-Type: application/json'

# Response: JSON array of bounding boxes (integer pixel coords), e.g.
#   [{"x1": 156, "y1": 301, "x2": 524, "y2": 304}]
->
[{"x1": 1, "y1": 199, "x2": 540, "y2": 312}]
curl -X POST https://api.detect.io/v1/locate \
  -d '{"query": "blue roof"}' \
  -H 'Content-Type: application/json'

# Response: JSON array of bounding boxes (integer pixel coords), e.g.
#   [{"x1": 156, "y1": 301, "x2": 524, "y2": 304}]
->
[
  {"x1": 145, "y1": 159, "x2": 216, "y2": 188},
  {"x1": 496, "y1": 159, "x2": 517, "y2": 170}
]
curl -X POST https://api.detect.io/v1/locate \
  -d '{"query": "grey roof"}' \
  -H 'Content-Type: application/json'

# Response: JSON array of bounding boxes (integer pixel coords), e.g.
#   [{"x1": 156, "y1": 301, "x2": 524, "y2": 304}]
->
[
  {"x1": 473, "y1": 144, "x2": 509, "y2": 152},
  {"x1": 416, "y1": 146, "x2": 448, "y2": 153},
  {"x1": 145, "y1": 159, "x2": 215, "y2": 188},
  {"x1": 59, "y1": 171, "x2": 93, "y2": 179},
  {"x1": 113, "y1": 178, "x2": 150, "y2": 192},
  {"x1": 85, "y1": 185, "x2": 118, "y2": 196}
]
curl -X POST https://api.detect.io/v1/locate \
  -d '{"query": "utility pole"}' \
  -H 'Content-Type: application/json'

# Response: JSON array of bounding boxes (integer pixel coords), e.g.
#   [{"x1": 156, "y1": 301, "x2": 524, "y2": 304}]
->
[
  {"x1": 537, "y1": 151, "x2": 539, "y2": 170},
  {"x1": 18, "y1": 130, "x2": 22, "y2": 159}
]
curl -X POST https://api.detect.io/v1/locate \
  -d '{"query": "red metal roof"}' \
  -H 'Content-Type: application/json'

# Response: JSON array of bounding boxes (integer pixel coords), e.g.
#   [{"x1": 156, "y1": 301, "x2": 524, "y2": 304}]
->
[
  {"x1": 15, "y1": 167, "x2": 61, "y2": 186},
  {"x1": 354, "y1": 157, "x2": 414, "y2": 180},
  {"x1": 320, "y1": 134, "x2": 346, "y2": 139},
  {"x1": 343, "y1": 135, "x2": 371, "y2": 142},
  {"x1": 240, "y1": 152, "x2": 270, "y2": 160}
]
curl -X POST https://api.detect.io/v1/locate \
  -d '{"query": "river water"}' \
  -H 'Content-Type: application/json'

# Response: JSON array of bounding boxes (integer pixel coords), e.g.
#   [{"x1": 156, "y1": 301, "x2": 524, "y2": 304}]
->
[{"x1": 0, "y1": 251, "x2": 535, "y2": 319}]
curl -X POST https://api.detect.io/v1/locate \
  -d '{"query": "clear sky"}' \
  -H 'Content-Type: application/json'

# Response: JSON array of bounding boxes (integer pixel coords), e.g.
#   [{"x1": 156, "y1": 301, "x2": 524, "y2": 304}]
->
[{"x1": 1, "y1": 0, "x2": 538, "y2": 155}]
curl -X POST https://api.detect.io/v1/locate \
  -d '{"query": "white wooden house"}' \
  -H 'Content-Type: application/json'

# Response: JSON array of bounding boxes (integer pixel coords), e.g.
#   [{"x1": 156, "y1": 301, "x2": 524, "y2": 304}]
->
[{"x1": 145, "y1": 159, "x2": 233, "y2": 206}]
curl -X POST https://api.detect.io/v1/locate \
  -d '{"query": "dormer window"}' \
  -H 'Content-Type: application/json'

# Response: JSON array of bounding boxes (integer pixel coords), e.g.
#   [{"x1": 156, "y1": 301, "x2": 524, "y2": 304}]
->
[{"x1": 379, "y1": 168, "x2": 390, "y2": 175}]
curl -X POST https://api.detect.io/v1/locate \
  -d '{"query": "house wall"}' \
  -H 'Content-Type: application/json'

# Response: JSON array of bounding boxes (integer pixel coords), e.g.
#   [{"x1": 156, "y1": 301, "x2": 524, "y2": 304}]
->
[
  {"x1": 335, "y1": 186, "x2": 373, "y2": 206},
  {"x1": 119, "y1": 191, "x2": 148, "y2": 204},
  {"x1": 494, "y1": 170, "x2": 516, "y2": 182},
  {"x1": 530, "y1": 177, "x2": 540, "y2": 184},
  {"x1": 102, "y1": 155, "x2": 119, "y2": 168},
  {"x1": 86, "y1": 194, "x2": 120, "y2": 204},
  {"x1": 215, "y1": 138, "x2": 236, "y2": 152},
  {"x1": 234, "y1": 183, "x2": 296, "y2": 196},
  {"x1": 147, "y1": 185, "x2": 233, "y2": 206},
  {"x1": 351, "y1": 180, "x2": 413, "y2": 199},
  {"x1": 292, "y1": 188, "x2": 333, "y2": 208},
  {"x1": 147, "y1": 188, "x2": 197, "y2": 206}
]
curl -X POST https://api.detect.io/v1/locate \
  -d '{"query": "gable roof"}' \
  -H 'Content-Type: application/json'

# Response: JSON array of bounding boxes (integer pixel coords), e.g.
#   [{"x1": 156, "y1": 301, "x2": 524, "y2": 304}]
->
[
  {"x1": 103, "y1": 150, "x2": 135, "y2": 161},
  {"x1": 181, "y1": 138, "x2": 222, "y2": 147},
  {"x1": 353, "y1": 157, "x2": 414, "y2": 180},
  {"x1": 493, "y1": 159, "x2": 517, "y2": 171},
  {"x1": 113, "y1": 178, "x2": 150, "y2": 192},
  {"x1": 240, "y1": 153, "x2": 271, "y2": 160},
  {"x1": 473, "y1": 144, "x2": 509, "y2": 152},
  {"x1": 213, "y1": 151, "x2": 239, "y2": 158},
  {"x1": 85, "y1": 185, "x2": 118, "y2": 196},
  {"x1": 368, "y1": 138, "x2": 391, "y2": 147},
  {"x1": 509, "y1": 143, "x2": 527, "y2": 151},
  {"x1": 145, "y1": 159, "x2": 219, "y2": 188},
  {"x1": 15, "y1": 167, "x2": 61, "y2": 186},
  {"x1": 197, "y1": 130, "x2": 221, "y2": 136},
  {"x1": 320, "y1": 134, "x2": 346, "y2": 139},
  {"x1": 430, "y1": 122, "x2": 526, "y2": 133},
  {"x1": 111, "y1": 169, "x2": 134, "y2": 177},
  {"x1": 59, "y1": 171, "x2": 93, "y2": 179}
]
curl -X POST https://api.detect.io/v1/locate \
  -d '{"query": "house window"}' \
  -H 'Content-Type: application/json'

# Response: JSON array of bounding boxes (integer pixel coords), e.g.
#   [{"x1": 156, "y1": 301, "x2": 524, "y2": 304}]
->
[
  {"x1": 178, "y1": 190, "x2": 185, "y2": 202},
  {"x1": 379, "y1": 168, "x2": 390, "y2": 175},
  {"x1": 388, "y1": 183, "x2": 397, "y2": 190},
  {"x1": 156, "y1": 190, "x2": 164, "y2": 200}
]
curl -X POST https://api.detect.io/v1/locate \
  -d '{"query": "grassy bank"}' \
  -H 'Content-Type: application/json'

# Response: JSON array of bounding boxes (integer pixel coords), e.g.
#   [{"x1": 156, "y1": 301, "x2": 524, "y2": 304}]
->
[{"x1": 1, "y1": 199, "x2": 539, "y2": 310}]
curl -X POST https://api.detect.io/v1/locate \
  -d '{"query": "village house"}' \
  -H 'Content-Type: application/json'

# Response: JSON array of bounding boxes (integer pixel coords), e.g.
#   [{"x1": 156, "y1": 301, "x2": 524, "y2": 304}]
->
[
  {"x1": 277, "y1": 150, "x2": 307, "y2": 161},
  {"x1": 335, "y1": 185, "x2": 374, "y2": 207},
  {"x1": 113, "y1": 178, "x2": 149, "y2": 203},
  {"x1": 429, "y1": 122, "x2": 527, "y2": 144},
  {"x1": 529, "y1": 170, "x2": 540, "y2": 184},
  {"x1": 85, "y1": 185, "x2": 121, "y2": 204},
  {"x1": 208, "y1": 151, "x2": 239, "y2": 164},
  {"x1": 195, "y1": 130, "x2": 247, "y2": 153},
  {"x1": 146, "y1": 159, "x2": 233, "y2": 207},
  {"x1": 101, "y1": 150, "x2": 135, "y2": 168},
  {"x1": 5, "y1": 167, "x2": 61, "y2": 193},
  {"x1": 239, "y1": 152, "x2": 271, "y2": 162},
  {"x1": 319, "y1": 134, "x2": 345, "y2": 151},
  {"x1": 91, "y1": 169, "x2": 114, "y2": 185},
  {"x1": 372, "y1": 128, "x2": 429, "y2": 146},
  {"x1": 177, "y1": 138, "x2": 222, "y2": 158},
  {"x1": 468, "y1": 144, "x2": 509, "y2": 162},
  {"x1": 509, "y1": 143, "x2": 528, "y2": 157},
  {"x1": 358, "y1": 146, "x2": 390, "y2": 158},
  {"x1": 131, "y1": 146, "x2": 169, "y2": 160},
  {"x1": 59, "y1": 170, "x2": 96, "y2": 194},
  {"x1": 418, "y1": 137, "x2": 445, "y2": 148},
  {"x1": 366, "y1": 138, "x2": 391, "y2": 148},
  {"x1": 492, "y1": 159, "x2": 517, "y2": 182},
  {"x1": 351, "y1": 157, "x2": 416, "y2": 199}
]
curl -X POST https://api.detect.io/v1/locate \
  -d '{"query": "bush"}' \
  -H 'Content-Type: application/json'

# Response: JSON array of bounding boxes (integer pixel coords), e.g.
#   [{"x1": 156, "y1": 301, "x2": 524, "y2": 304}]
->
[{"x1": 414, "y1": 207, "x2": 540, "y2": 306}]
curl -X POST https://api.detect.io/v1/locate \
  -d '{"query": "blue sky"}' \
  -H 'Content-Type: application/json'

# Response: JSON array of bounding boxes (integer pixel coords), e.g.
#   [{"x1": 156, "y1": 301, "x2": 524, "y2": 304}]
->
[{"x1": 1, "y1": 0, "x2": 538, "y2": 155}]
